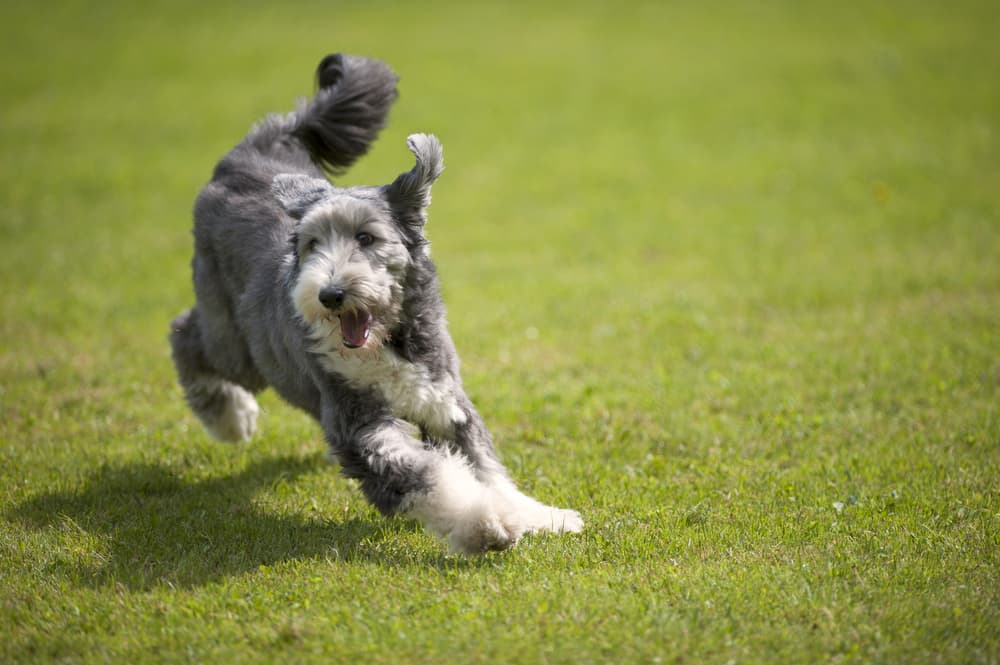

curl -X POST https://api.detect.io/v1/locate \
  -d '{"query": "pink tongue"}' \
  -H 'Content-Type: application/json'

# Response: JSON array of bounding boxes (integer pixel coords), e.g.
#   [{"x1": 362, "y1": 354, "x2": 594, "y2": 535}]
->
[{"x1": 340, "y1": 310, "x2": 372, "y2": 348}]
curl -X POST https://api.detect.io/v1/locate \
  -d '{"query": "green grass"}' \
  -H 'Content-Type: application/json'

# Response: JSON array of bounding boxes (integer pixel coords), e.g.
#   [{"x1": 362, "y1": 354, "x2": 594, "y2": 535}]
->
[{"x1": 2, "y1": 0, "x2": 998, "y2": 662}]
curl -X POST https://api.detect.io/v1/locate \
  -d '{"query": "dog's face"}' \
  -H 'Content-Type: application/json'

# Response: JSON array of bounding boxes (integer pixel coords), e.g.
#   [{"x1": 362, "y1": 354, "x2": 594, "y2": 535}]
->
[
  {"x1": 274, "y1": 134, "x2": 444, "y2": 351},
  {"x1": 291, "y1": 195, "x2": 408, "y2": 350}
]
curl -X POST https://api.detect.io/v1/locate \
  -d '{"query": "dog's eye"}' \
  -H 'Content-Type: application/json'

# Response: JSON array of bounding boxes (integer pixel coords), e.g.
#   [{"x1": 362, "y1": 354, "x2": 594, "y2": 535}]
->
[
  {"x1": 355, "y1": 232, "x2": 375, "y2": 247},
  {"x1": 304, "y1": 238, "x2": 318, "y2": 254}
]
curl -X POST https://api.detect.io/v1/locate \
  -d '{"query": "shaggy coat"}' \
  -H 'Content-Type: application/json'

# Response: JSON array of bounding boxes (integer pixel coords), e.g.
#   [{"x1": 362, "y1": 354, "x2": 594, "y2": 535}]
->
[{"x1": 170, "y1": 54, "x2": 581, "y2": 553}]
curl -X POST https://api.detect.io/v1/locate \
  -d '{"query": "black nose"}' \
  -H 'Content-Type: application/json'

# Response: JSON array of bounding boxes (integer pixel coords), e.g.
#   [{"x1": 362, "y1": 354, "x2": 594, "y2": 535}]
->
[{"x1": 318, "y1": 286, "x2": 346, "y2": 310}]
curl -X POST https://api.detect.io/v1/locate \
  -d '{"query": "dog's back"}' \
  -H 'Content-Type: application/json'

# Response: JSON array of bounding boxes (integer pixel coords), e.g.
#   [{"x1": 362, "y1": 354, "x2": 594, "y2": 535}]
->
[
  {"x1": 192, "y1": 55, "x2": 399, "y2": 295},
  {"x1": 174, "y1": 55, "x2": 400, "y2": 422}
]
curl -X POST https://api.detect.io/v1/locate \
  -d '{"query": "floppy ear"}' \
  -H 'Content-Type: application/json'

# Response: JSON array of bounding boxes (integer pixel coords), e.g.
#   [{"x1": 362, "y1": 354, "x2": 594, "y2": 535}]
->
[
  {"x1": 272, "y1": 174, "x2": 333, "y2": 220},
  {"x1": 384, "y1": 133, "x2": 444, "y2": 219}
]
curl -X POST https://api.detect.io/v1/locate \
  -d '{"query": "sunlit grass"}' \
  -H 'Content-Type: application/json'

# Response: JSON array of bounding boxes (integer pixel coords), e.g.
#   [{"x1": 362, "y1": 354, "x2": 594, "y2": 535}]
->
[{"x1": 2, "y1": 1, "x2": 998, "y2": 662}]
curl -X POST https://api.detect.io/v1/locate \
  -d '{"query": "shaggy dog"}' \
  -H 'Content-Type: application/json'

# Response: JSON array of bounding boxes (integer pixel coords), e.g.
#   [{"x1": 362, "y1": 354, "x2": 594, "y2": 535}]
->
[{"x1": 170, "y1": 54, "x2": 582, "y2": 554}]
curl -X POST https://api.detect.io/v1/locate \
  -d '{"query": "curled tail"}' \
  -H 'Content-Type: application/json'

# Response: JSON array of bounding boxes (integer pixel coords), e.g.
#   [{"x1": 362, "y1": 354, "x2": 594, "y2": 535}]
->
[
  {"x1": 291, "y1": 54, "x2": 399, "y2": 174},
  {"x1": 246, "y1": 54, "x2": 398, "y2": 175}
]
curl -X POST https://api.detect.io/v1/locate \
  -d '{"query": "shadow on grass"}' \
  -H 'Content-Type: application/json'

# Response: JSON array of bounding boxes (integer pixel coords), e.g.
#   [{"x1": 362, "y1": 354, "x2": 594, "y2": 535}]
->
[{"x1": 9, "y1": 454, "x2": 480, "y2": 589}]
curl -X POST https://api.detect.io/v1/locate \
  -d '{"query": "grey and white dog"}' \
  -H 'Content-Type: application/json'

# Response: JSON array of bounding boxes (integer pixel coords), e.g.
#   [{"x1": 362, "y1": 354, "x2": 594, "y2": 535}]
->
[{"x1": 170, "y1": 54, "x2": 582, "y2": 554}]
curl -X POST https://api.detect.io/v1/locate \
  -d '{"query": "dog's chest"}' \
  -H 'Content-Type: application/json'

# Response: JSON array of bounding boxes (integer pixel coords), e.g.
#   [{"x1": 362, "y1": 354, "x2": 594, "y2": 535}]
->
[{"x1": 320, "y1": 349, "x2": 465, "y2": 436}]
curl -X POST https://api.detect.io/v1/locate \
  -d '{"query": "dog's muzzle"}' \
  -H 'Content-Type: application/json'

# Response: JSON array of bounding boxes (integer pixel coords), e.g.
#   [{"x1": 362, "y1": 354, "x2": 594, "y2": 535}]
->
[
  {"x1": 318, "y1": 286, "x2": 346, "y2": 310},
  {"x1": 318, "y1": 287, "x2": 372, "y2": 348}
]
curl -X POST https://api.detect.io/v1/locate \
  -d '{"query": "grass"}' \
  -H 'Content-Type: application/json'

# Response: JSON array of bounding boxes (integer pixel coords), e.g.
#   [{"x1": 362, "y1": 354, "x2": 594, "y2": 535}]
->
[{"x1": 2, "y1": 0, "x2": 998, "y2": 662}]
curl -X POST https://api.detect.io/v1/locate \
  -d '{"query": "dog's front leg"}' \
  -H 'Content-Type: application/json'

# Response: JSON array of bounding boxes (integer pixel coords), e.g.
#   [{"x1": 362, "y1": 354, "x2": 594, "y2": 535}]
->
[
  {"x1": 451, "y1": 392, "x2": 584, "y2": 538},
  {"x1": 320, "y1": 394, "x2": 527, "y2": 554}
]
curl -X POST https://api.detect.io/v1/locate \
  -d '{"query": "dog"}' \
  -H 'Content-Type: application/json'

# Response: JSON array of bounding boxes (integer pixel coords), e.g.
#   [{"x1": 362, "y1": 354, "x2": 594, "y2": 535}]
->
[{"x1": 170, "y1": 54, "x2": 582, "y2": 554}]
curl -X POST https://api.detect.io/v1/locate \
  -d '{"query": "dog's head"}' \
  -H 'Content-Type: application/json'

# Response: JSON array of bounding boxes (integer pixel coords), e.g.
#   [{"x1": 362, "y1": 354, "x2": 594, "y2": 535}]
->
[{"x1": 273, "y1": 133, "x2": 443, "y2": 351}]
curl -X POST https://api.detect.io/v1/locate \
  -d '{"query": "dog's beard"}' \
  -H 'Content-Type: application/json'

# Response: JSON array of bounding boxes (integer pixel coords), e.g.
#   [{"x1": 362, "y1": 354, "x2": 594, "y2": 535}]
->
[{"x1": 291, "y1": 258, "x2": 400, "y2": 355}]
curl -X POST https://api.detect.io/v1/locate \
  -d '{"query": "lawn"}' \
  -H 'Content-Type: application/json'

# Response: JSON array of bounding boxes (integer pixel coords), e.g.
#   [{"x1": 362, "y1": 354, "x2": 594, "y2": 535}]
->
[{"x1": 2, "y1": 0, "x2": 998, "y2": 662}]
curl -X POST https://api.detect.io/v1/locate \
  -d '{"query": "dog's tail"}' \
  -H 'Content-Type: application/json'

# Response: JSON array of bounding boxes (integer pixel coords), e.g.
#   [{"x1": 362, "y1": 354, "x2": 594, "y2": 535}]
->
[
  {"x1": 251, "y1": 54, "x2": 398, "y2": 175},
  {"x1": 291, "y1": 54, "x2": 398, "y2": 173}
]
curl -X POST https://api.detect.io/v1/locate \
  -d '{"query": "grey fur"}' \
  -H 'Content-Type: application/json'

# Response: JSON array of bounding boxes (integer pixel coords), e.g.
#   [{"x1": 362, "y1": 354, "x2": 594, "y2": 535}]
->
[
  {"x1": 272, "y1": 174, "x2": 333, "y2": 219},
  {"x1": 171, "y1": 53, "x2": 582, "y2": 554}
]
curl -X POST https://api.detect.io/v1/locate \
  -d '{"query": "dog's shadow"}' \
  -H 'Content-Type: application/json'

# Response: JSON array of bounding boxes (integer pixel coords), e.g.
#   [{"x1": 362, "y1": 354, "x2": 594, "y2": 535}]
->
[{"x1": 9, "y1": 453, "x2": 467, "y2": 590}]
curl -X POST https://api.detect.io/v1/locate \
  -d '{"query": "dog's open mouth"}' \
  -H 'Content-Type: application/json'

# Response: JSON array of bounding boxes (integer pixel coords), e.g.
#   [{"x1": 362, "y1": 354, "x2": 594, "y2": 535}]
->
[{"x1": 339, "y1": 310, "x2": 373, "y2": 348}]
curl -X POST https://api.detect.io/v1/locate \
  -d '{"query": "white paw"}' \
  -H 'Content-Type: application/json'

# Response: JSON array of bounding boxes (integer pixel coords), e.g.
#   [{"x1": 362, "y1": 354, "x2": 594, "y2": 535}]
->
[
  {"x1": 205, "y1": 385, "x2": 259, "y2": 442},
  {"x1": 489, "y1": 480, "x2": 584, "y2": 535},
  {"x1": 528, "y1": 506, "x2": 583, "y2": 534},
  {"x1": 447, "y1": 510, "x2": 521, "y2": 555},
  {"x1": 408, "y1": 456, "x2": 585, "y2": 555},
  {"x1": 407, "y1": 453, "x2": 526, "y2": 555},
  {"x1": 518, "y1": 504, "x2": 584, "y2": 535}
]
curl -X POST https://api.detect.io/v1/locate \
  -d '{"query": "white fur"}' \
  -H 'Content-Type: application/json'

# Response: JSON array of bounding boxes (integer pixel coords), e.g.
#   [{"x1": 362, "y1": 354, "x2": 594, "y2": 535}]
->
[
  {"x1": 193, "y1": 378, "x2": 259, "y2": 442},
  {"x1": 291, "y1": 253, "x2": 335, "y2": 328},
  {"x1": 406, "y1": 452, "x2": 521, "y2": 554},
  {"x1": 487, "y1": 476, "x2": 584, "y2": 534},
  {"x1": 406, "y1": 454, "x2": 583, "y2": 554},
  {"x1": 311, "y1": 331, "x2": 467, "y2": 437}
]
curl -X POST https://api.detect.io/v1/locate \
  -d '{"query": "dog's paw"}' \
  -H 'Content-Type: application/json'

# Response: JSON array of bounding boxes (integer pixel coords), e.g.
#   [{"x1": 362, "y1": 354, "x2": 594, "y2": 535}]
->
[
  {"x1": 488, "y1": 481, "x2": 583, "y2": 536},
  {"x1": 204, "y1": 384, "x2": 259, "y2": 442},
  {"x1": 521, "y1": 504, "x2": 584, "y2": 535},
  {"x1": 447, "y1": 511, "x2": 522, "y2": 555},
  {"x1": 445, "y1": 493, "x2": 583, "y2": 553},
  {"x1": 545, "y1": 507, "x2": 584, "y2": 533},
  {"x1": 406, "y1": 455, "x2": 533, "y2": 555}
]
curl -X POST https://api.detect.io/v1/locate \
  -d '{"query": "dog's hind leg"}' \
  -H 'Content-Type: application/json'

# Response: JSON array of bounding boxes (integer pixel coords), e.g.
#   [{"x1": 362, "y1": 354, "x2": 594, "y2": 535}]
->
[{"x1": 170, "y1": 308, "x2": 260, "y2": 442}]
